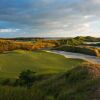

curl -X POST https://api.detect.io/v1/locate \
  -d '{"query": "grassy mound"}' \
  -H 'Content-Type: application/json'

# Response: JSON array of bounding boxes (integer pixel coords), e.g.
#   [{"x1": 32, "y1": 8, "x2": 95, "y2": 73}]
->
[
  {"x1": 0, "y1": 63, "x2": 99, "y2": 100},
  {"x1": 34, "y1": 63, "x2": 100, "y2": 100},
  {"x1": 0, "y1": 50, "x2": 84, "y2": 78}
]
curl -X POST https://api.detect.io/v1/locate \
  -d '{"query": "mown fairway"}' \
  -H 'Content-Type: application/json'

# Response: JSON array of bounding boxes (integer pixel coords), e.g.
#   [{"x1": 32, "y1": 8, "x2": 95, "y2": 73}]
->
[{"x1": 0, "y1": 50, "x2": 84, "y2": 78}]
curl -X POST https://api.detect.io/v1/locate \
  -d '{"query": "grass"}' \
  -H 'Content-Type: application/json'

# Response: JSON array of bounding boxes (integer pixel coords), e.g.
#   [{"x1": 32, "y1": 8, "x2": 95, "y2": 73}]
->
[
  {"x1": 0, "y1": 63, "x2": 99, "y2": 100},
  {"x1": 0, "y1": 50, "x2": 84, "y2": 78},
  {"x1": 32, "y1": 63, "x2": 100, "y2": 100},
  {"x1": 0, "y1": 50, "x2": 99, "y2": 100}
]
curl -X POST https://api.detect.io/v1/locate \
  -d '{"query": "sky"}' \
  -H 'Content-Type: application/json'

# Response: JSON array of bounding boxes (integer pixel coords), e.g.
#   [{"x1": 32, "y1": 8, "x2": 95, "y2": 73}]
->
[{"x1": 0, "y1": 0, "x2": 100, "y2": 37}]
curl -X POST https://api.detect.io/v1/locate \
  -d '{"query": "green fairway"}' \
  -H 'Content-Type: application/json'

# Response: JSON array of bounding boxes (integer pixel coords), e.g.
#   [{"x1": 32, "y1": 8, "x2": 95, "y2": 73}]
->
[{"x1": 0, "y1": 50, "x2": 84, "y2": 78}]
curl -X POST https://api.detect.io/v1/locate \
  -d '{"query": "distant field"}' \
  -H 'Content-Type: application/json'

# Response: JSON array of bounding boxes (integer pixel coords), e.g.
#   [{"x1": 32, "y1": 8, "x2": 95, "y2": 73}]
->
[{"x1": 0, "y1": 50, "x2": 84, "y2": 78}]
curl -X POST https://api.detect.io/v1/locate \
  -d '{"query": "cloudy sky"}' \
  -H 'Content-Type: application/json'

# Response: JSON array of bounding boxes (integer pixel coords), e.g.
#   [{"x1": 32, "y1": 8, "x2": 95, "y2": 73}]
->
[{"x1": 0, "y1": 0, "x2": 100, "y2": 37}]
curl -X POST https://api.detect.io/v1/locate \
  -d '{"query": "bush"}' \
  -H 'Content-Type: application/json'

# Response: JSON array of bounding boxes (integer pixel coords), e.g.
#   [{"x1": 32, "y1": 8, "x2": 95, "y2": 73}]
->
[{"x1": 18, "y1": 70, "x2": 36, "y2": 88}]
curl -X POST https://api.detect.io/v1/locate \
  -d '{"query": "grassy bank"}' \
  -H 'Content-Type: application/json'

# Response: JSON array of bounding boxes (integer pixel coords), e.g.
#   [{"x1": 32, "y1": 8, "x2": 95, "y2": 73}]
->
[{"x1": 0, "y1": 63, "x2": 99, "y2": 100}]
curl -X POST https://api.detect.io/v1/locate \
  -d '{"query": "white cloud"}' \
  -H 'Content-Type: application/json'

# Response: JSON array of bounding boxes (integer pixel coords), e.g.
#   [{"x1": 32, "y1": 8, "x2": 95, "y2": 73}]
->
[
  {"x1": 0, "y1": 29, "x2": 20, "y2": 33},
  {"x1": 91, "y1": 0, "x2": 100, "y2": 3},
  {"x1": 83, "y1": 23, "x2": 90, "y2": 28},
  {"x1": 84, "y1": 15, "x2": 94, "y2": 19}
]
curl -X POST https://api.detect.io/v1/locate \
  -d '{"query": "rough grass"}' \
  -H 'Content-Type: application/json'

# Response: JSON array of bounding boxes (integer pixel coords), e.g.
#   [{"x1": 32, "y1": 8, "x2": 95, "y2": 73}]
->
[
  {"x1": 0, "y1": 50, "x2": 84, "y2": 78},
  {"x1": 33, "y1": 63, "x2": 100, "y2": 100},
  {"x1": 0, "y1": 63, "x2": 99, "y2": 100}
]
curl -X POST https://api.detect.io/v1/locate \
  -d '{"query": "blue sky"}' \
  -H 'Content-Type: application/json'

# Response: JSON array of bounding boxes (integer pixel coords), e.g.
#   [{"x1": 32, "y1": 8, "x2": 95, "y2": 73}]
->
[{"x1": 0, "y1": 0, "x2": 100, "y2": 37}]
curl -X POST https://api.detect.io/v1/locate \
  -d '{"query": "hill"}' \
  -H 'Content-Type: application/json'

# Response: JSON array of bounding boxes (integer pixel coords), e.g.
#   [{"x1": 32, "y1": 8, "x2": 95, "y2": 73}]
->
[
  {"x1": 31, "y1": 63, "x2": 100, "y2": 100},
  {"x1": 0, "y1": 50, "x2": 99, "y2": 100},
  {"x1": 0, "y1": 63, "x2": 99, "y2": 100}
]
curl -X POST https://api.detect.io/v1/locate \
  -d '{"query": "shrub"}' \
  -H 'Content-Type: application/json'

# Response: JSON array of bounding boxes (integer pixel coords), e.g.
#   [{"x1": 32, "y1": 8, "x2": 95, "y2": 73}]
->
[{"x1": 18, "y1": 70, "x2": 36, "y2": 88}]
